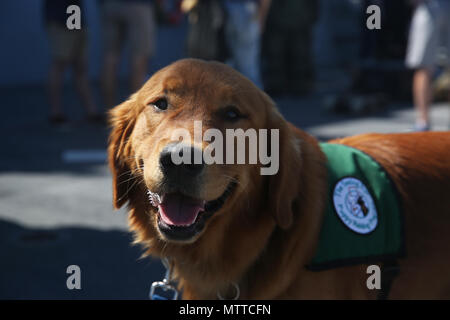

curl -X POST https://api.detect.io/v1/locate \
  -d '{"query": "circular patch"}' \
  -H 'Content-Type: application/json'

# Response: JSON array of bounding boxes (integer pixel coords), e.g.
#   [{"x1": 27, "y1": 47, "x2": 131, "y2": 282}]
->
[{"x1": 332, "y1": 177, "x2": 378, "y2": 234}]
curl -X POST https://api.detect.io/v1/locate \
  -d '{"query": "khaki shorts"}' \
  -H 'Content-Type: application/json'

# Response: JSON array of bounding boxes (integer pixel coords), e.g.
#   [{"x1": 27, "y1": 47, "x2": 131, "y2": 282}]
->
[
  {"x1": 47, "y1": 22, "x2": 87, "y2": 62},
  {"x1": 101, "y1": 1, "x2": 157, "y2": 58}
]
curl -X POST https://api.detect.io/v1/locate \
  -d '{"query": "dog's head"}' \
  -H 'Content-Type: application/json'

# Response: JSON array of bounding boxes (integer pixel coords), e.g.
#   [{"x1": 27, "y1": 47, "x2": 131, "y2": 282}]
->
[{"x1": 108, "y1": 59, "x2": 301, "y2": 249}]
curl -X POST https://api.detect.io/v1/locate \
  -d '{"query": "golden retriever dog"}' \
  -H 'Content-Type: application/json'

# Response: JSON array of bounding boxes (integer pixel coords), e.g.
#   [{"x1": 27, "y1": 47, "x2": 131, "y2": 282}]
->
[{"x1": 108, "y1": 59, "x2": 450, "y2": 299}]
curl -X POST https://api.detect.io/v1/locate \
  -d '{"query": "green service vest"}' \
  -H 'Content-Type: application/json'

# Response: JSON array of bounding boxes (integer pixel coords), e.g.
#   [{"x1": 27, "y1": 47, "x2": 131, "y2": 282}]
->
[{"x1": 309, "y1": 143, "x2": 404, "y2": 270}]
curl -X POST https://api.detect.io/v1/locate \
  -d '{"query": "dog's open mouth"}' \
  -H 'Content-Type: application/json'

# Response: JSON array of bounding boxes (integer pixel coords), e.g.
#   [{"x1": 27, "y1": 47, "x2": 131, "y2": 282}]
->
[{"x1": 148, "y1": 181, "x2": 237, "y2": 241}]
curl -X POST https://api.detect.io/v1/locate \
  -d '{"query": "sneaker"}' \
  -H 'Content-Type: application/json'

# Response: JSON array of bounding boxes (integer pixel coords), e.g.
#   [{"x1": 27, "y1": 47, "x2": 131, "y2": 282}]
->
[{"x1": 413, "y1": 122, "x2": 430, "y2": 132}]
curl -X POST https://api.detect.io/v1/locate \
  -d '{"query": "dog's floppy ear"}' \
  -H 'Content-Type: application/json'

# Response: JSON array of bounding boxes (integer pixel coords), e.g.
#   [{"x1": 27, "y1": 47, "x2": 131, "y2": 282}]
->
[
  {"x1": 266, "y1": 107, "x2": 302, "y2": 229},
  {"x1": 108, "y1": 97, "x2": 138, "y2": 209}
]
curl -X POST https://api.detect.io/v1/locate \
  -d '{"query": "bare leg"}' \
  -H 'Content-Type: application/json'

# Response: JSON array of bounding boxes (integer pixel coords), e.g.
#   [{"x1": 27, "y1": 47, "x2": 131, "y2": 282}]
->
[
  {"x1": 73, "y1": 57, "x2": 98, "y2": 116},
  {"x1": 130, "y1": 54, "x2": 149, "y2": 93},
  {"x1": 101, "y1": 52, "x2": 120, "y2": 109},
  {"x1": 413, "y1": 68, "x2": 432, "y2": 129},
  {"x1": 48, "y1": 59, "x2": 67, "y2": 117}
]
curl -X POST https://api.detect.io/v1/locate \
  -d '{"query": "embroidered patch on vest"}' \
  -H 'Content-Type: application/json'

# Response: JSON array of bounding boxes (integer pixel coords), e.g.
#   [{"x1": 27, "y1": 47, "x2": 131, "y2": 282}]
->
[
  {"x1": 333, "y1": 177, "x2": 378, "y2": 234},
  {"x1": 308, "y1": 143, "x2": 404, "y2": 271}
]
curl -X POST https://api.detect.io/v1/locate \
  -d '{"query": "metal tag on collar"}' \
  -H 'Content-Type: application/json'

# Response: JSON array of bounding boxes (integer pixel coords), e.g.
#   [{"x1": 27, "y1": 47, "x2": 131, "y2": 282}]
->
[
  {"x1": 150, "y1": 280, "x2": 179, "y2": 300},
  {"x1": 217, "y1": 282, "x2": 240, "y2": 300},
  {"x1": 149, "y1": 258, "x2": 179, "y2": 300}
]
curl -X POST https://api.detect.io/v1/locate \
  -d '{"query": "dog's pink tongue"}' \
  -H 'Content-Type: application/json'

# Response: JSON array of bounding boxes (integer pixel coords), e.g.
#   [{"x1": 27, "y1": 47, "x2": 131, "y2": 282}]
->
[{"x1": 158, "y1": 193, "x2": 204, "y2": 226}]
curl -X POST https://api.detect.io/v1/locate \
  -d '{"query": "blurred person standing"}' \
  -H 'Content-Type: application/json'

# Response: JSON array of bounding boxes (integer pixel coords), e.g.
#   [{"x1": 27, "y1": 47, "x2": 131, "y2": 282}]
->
[
  {"x1": 406, "y1": 0, "x2": 450, "y2": 131},
  {"x1": 262, "y1": 0, "x2": 318, "y2": 96},
  {"x1": 223, "y1": 0, "x2": 271, "y2": 89},
  {"x1": 44, "y1": 0, "x2": 101, "y2": 125},
  {"x1": 182, "y1": 0, "x2": 228, "y2": 62},
  {"x1": 100, "y1": 0, "x2": 157, "y2": 109}
]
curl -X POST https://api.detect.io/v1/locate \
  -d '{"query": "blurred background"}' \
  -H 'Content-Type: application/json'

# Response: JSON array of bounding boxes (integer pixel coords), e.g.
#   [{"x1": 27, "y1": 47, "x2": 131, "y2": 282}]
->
[{"x1": 0, "y1": 0, "x2": 449, "y2": 299}]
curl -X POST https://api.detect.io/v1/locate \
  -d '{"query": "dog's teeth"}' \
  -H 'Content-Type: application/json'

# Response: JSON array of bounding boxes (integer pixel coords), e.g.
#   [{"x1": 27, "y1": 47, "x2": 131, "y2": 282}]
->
[{"x1": 147, "y1": 190, "x2": 161, "y2": 207}]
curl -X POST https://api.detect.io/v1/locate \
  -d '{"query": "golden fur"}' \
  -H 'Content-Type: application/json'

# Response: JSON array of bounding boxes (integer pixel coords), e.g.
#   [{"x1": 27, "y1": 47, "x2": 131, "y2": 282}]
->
[{"x1": 108, "y1": 59, "x2": 450, "y2": 299}]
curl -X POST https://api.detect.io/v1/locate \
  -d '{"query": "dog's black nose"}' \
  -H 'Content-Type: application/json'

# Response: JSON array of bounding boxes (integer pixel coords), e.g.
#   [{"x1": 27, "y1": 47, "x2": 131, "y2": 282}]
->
[{"x1": 159, "y1": 144, "x2": 204, "y2": 178}]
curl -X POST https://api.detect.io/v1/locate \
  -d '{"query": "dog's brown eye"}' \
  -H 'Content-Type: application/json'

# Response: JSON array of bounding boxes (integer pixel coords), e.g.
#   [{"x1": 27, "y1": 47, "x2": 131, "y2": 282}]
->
[
  {"x1": 151, "y1": 98, "x2": 168, "y2": 111},
  {"x1": 222, "y1": 106, "x2": 244, "y2": 122}
]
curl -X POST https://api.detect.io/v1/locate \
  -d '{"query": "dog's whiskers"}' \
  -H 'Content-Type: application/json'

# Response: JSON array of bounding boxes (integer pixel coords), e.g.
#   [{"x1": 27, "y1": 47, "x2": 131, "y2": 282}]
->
[
  {"x1": 116, "y1": 165, "x2": 145, "y2": 185},
  {"x1": 117, "y1": 179, "x2": 140, "y2": 203}
]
